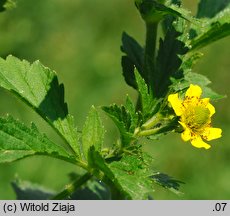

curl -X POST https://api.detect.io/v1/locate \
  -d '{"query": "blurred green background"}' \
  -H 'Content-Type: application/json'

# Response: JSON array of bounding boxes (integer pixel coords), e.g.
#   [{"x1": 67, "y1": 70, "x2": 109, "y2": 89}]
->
[{"x1": 0, "y1": 0, "x2": 229, "y2": 199}]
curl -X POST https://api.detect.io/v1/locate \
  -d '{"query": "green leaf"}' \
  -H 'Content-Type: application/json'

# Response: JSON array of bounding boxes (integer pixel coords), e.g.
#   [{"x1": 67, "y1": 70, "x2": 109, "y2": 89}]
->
[
  {"x1": 190, "y1": 6, "x2": 230, "y2": 50},
  {"x1": 82, "y1": 106, "x2": 105, "y2": 159},
  {"x1": 0, "y1": 0, "x2": 16, "y2": 12},
  {"x1": 12, "y1": 178, "x2": 55, "y2": 200},
  {"x1": 155, "y1": 22, "x2": 188, "y2": 97},
  {"x1": 88, "y1": 147, "x2": 155, "y2": 200},
  {"x1": 121, "y1": 32, "x2": 144, "y2": 89},
  {"x1": 124, "y1": 95, "x2": 139, "y2": 132},
  {"x1": 135, "y1": 70, "x2": 155, "y2": 116},
  {"x1": 0, "y1": 115, "x2": 74, "y2": 163},
  {"x1": 202, "y1": 87, "x2": 226, "y2": 100},
  {"x1": 102, "y1": 104, "x2": 134, "y2": 147},
  {"x1": 170, "y1": 71, "x2": 225, "y2": 101},
  {"x1": 0, "y1": 55, "x2": 80, "y2": 157},
  {"x1": 151, "y1": 172, "x2": 183, "y2": 195},
  {"x1": 108, "y1": 153, "x2": 155, "y2": 200},
  {"x1": 197, "y1": 0, "x2": 230, "y2": 18},
  {"x1": 135, "y1": 0, "x2": 194, "y2": 23}
]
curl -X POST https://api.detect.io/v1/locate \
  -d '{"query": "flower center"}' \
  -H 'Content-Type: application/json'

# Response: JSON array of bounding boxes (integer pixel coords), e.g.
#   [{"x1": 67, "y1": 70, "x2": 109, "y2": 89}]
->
[{"x1": 184, "y1": 105, "x2": 210, "y2": 130}]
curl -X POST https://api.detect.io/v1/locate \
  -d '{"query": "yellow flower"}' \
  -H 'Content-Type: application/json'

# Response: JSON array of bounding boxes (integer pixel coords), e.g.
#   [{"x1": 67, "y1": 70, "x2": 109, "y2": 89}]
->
[{"x1": 168, "y1": 84, "x2": 222, "y2": 149}]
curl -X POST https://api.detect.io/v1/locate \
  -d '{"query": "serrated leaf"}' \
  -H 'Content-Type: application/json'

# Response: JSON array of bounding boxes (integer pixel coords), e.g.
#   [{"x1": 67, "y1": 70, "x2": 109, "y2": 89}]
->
[
  {"x1": 151, "y1": 172, "x2": 183, "y2": 195},
  {"x1": 184, "y1": 71, "x2": 211, "y2": 86},
  {"x1": 155, "y1": 23, "x2": 188, "y2": 97},
  {"x1": 134, "y1": 70, "x2": 155, "y2": 115},
  {"x1": 12, "y1": 178, "x2": 55, "y2": 200},
  {"x1": 121, "y1": 32, "x2": 144, "y2": 89},
  {"x1": 197, "y1": 0, "x2": 230, "y2": 18},
  {"x1": 82, "y1": 106, "x2": 105, "y2": 159},
  {"x1": 135, "y1": 0, "x2": 194, "y2": 23},
  {"x1": 0, "y1": 115, "x2": 75, "y2": 163},
  {"x1": 102, "y1": 104, "x2": 134, "y2": 147},
  {"x1": 191, "y1": 6, "x2": 230, "y2": 50},
  {"x1": 121, "y1": 56, "x2": 136, "y2": 88},
  {"x1": 0, "y1": 55, "x2": 80, "y2": 157},
  {"x1": 108, "y1": 153, "x2": 155, "y2": 200},
  {"x1": 170, "y1": 72, "x2": 224, "y2": 101},
  {"x1": 124, "y1": 95, "x2": 139, "y2": 132},
  {"x1": 88, "y1": 147, "x2": 155, "y2": 200},
  {"x1": 202, "y1": 87, "x2": 226, "y2": 100}
]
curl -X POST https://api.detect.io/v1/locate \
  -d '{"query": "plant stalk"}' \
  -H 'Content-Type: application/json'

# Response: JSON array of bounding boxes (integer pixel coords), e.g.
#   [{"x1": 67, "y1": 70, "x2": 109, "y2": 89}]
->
[{"x1": 51, "y1": 172, "x2": 92, "y2": 200}]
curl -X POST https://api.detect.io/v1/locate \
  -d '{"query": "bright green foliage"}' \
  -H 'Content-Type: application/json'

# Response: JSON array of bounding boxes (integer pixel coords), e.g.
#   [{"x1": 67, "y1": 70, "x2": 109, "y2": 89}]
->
[
  {"x1": 0, "y1": 115, "x2": 73, "y2": 163},
  {"x1": 134, "y1": 70, "x2": 156, "y2": 117},
  {"x1": 0, "y1": 0, "x2": 227, "y2": 200},
  {"x1": 102, "y1": 93, "x2": 139, "y2": 148},
  {"x1": 190, "y1": 6, "x2": 230, "y2": 50},
  {"x1": 170, "y1": 72, "x2": 225, "y2": 101},
  {"x1": 82, "y1": 106, "x2": 105, "y2": 159},
  {"x1": 88, "y1": 146, "x2": 156, "y2": 200},
  {"x1": 170, "y1": 52, "x2": 225, "y2": 100},
  {"x1": 0, "y1": 56, "x2": 80, "y2": 156},
  {"x1": 197, "y1": 0, "x2": 230, "y2": 18},
  {"x1": 0, "y1": 0, "x2": 15, "y2": 12},
  {"x1": 102, "y1": 104, "x2": 134, "y2": 147},
  {"x1": 135, "y1": 0, "x2": 194, "y2": 23},
  {"x1": 108, "y1": 153, "x2": 154, "y2": 200},
  {"x1": 124, "y1": 96, "x2": 139, "y2": 132}
]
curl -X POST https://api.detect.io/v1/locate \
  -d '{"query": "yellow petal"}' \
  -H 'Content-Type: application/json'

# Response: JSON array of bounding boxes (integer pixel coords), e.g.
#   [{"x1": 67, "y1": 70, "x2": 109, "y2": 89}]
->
[
  {"x1": 200, "y1": 98, "x2": 210, "y2": 106},
  {"x1": 206, "y1": 103, "x2": 215, "y2": 117},
  {"x1": 168, "y1": 93, "x2": 183, "y2": 116},
  {"x1": 202, "y1": 127, "x2": 222, "y2": 141},
  {"x1": 179, "y1": 121, "x2": 191, "y2": 141},
  {"x1": 181, "y1": 128, "x2": 191, "y2": 141},
  {"x1": 179, "y1": 121, "x2": 186, "y2": 129},
  {"x1": 185, "y1": 84, "x2": 202, "y2": 98},
  {"x1": 191, "y1": 135, "x2": 211, "y2": 149}
]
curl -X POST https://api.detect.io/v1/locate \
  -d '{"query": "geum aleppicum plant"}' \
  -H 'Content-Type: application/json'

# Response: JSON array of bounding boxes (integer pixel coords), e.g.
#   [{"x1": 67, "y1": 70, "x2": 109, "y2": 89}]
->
[{"x1": 0, "y1": 0, "x2": 229, "y2": 199}]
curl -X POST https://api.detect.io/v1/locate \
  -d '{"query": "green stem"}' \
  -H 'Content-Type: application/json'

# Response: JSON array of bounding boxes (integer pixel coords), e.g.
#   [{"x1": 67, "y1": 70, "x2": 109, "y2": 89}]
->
[
  {"x1": 51, "y1": 172, "x2": 92, "y2": 200},
  {"x1": 141, "y1": 113, "x2": 162, "y2": 129},
  {"x1": 144, "y1": 22, "x2": 158, "y2": 93},
  {"x1": 135, "y1": 127, "x2": 161, "y2": 137}
]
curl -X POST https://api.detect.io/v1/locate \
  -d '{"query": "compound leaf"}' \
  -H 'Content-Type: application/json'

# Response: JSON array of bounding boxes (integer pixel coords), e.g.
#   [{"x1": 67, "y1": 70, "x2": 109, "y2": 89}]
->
[
  {"x1": 0, "y1": 55, "x2": 80, "y2": 157},
  {"x1": 0, "y1": 115, "x2": 74, "y2": 163}
]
